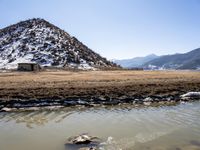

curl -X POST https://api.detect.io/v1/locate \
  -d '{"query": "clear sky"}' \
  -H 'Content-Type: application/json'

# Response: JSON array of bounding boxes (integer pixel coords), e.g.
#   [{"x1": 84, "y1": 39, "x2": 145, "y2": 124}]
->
[{"x1": 1, "y1": 0, "x2": 200, "y2": 59}]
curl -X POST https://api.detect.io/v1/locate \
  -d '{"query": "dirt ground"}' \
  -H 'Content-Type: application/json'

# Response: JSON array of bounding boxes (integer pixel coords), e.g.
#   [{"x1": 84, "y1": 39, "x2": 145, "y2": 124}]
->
[{"x1": 0, "y1": 70, "x2": 200, "y2": 100}]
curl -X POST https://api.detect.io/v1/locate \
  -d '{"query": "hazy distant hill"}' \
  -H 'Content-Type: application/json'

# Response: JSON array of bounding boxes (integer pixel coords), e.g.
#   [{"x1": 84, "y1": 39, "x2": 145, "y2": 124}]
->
[
  {"x1": 143, "y1": 48, "x2": 200, "y2": 70},
  {"x1": 0, "y1": 18, "x2": 117, "y2": 70},
  {"x1": 114, "y1": 54, "x2": 159, "y2": 68}
]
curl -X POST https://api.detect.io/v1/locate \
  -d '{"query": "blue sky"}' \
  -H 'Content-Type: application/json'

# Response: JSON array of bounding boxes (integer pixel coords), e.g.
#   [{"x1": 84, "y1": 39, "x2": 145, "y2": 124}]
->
[{"x1": 1, "y1": 0, "x2": 200, "y2": 59}]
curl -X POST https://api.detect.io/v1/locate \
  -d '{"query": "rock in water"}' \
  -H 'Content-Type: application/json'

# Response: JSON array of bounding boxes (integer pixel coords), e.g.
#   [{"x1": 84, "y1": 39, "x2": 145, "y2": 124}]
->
[
  {"x1": 70, "y1": 134, "x2": 94, "y2": 144},
  {"x1": 65, "y1": 134, "x2": 101, "y2": 150}
]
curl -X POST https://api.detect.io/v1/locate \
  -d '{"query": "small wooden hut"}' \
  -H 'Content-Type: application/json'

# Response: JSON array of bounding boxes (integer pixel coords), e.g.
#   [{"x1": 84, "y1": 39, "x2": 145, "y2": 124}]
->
[{"x1": 17, "y1": 63, "x2": 41, "y2": 71}]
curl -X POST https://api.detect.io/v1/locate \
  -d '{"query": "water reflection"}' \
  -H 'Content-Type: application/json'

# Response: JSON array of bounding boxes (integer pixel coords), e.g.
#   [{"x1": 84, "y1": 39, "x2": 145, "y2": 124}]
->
[
  {"x1": 0, "y1": 103, "x2": 200, "y2": 129},
  {"x1": 0, "y1": 102, "x2": 200, "y2": 150},
  {"x1": 0, "y1": 104, "x2": 177, "y2": 128}
]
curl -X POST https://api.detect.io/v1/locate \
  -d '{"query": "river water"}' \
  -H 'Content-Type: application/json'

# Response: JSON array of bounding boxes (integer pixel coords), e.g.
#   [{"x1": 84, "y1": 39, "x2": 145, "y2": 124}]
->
[{"x1": 0, "y1": 102, "x2": 200, "y2": 150}]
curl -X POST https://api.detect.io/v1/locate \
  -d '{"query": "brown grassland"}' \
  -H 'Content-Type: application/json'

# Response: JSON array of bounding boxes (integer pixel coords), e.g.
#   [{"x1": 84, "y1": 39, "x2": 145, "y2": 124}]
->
[{"x1": 0, "y1": 70, "x2": 200, "y2": 100}]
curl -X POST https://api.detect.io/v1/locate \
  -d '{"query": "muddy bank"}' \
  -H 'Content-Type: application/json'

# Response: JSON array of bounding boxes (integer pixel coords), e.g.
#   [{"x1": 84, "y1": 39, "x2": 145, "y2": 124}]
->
[
  {"x1": 0, "y1": 70, "x2": 200, "y2": 111},
  {"x1": 1, "y1": 92, "x2": 200, "y2": 111}
]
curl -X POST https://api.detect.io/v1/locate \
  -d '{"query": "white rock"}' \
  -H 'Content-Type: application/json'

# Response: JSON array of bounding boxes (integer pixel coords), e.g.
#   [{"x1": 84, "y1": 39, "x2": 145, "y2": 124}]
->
[
  {"x1": 1, "y1": 107, "x2": 12, "y2": 112},
  {"x1": 181, "y1": 92, "x2": 200, "y2": 98},
  {"x1": 143, "y1": 97, "x2": 153, "y2": 102}
]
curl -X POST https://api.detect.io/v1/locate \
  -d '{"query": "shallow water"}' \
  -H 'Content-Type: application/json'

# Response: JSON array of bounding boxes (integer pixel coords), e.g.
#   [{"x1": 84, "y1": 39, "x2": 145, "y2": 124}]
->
[{"x1": 0, "y1": 102, "x2": 200, "y2": 150}]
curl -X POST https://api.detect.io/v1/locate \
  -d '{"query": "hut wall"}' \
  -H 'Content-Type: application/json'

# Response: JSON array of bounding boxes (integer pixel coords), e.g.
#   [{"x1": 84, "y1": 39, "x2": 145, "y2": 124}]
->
[{"x1": 18, "y1": 63, "x2": 40, "y2": 71}]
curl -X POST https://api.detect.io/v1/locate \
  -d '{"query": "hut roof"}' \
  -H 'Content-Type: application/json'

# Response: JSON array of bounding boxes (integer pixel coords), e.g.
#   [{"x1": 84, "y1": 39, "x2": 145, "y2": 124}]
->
[{"x1": 18, "y1": 63, "x2": 38, "y2": 65}]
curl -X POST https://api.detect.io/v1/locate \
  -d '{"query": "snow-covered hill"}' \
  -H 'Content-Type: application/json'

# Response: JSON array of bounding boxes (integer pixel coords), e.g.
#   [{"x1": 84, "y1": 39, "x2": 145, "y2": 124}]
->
[{"x1": 0, "y1": 18, "x2": 117, "y2": 70}]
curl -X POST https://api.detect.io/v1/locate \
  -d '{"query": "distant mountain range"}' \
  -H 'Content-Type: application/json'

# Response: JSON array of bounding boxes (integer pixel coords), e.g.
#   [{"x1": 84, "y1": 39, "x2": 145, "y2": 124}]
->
[
  {"x1": 113, "y1": 54, "x2": 159, "y2": 68},
  {"x1": 143, "y1": 48, "x2": 200, "y2": 70},
  {"x1": 0, "y1": 18, "x2": 117, "y2": 70},
  {"x1": 115, "y1": 48, "x2": 200, "y2": 70}
]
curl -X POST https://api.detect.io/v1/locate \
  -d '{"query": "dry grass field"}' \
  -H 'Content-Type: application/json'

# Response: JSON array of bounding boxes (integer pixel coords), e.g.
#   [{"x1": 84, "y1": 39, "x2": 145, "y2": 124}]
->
[{"x1": 0, "y1": 70, "x2": 200, "y2": 100}]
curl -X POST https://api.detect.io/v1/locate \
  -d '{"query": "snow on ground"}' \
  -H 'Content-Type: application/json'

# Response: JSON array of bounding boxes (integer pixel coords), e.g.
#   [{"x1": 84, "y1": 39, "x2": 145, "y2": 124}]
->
[{"x1": 6, "y1": 54, "x2": 34, "y2": 69}]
